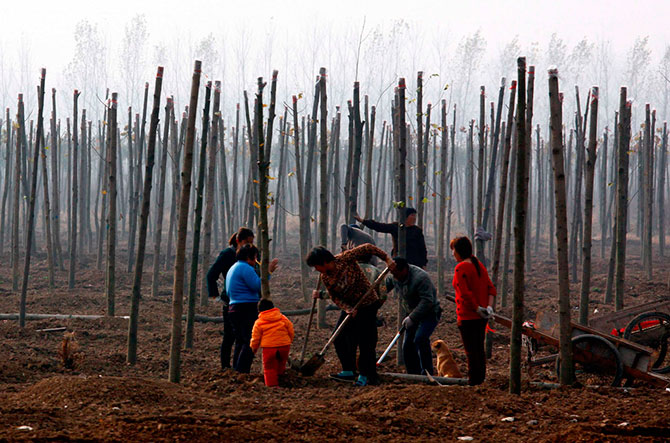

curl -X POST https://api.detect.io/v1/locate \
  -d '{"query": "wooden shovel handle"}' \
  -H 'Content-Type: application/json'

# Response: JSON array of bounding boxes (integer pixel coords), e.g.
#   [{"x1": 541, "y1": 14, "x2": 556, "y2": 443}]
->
[{"x1": 299, "y1": 276, "x2": 321, "y2": 365}]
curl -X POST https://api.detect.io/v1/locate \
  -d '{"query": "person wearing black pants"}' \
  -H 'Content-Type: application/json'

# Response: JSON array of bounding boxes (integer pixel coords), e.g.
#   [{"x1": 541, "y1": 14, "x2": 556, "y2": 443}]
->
[
  {"x1": 386, "y1": 258, "x2": 441, "y2": 375},
  {"x1": 333, "y1": 304, "x2": 379, "y2": 380},
  {"x1": 226, "y1": 244, "x2": 279, "y2": 373},
  {"x1": 229, "y1": 301, "x2": 259, "y2": 373},
  {"x1": 458, "y1": 318, "x2": 488, "y2": 385},
  {"x1": 206, "y1": 227, "x2": 255, "y2": 370}
]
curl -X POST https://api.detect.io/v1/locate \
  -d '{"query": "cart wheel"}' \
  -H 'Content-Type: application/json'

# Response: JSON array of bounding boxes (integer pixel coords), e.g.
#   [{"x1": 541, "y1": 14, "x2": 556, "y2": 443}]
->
[
  {"x1": 623, "y1": 311, "x2": 670, "y2": 374},
  {"x1": 556, "y1": 334, "x2": 624, "y2": 387}
]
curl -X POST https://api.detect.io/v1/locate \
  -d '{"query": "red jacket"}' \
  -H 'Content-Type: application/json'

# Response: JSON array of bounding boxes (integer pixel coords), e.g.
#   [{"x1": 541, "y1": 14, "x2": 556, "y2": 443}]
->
[
  {"x1": 452, "y1": 261, "x2": 496, "y2": 323},
  {"x1": 250, "y1": 308, "x2": 294, "y2": 353}
]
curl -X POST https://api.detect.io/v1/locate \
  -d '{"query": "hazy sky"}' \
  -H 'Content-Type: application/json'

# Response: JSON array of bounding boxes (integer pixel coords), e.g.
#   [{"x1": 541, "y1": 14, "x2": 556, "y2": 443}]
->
[{"x1": 2, "y1": 0, "x2": 669, "y2": 73}]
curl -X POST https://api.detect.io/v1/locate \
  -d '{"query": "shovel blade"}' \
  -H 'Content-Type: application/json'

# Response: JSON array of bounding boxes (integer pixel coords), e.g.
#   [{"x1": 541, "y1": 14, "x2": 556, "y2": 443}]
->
[{"x1": 299, "y1": 353, "x2": 325, "y2": 376}]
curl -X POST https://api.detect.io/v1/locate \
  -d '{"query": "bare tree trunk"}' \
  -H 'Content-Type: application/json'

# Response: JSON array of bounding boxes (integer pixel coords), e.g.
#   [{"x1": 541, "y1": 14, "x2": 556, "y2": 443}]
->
[
  {"x1": 200, "y1": 83, "x2": 220, "y2": 307},
  {"x1": 105, "y1": 94, "x2": 119, "y2": 316},
  {"x1": 600, "y1": 128, "x2": 609, "y2": 259},
  {"x1": 272, "y1": 112, "x2": 288, "y2": 256},
  {"x1": 12, "y1": 98, "x2": 22, "y2": 291},
  {"x1": 258, "y1": 73, "x2": 278, "y2": 301},
  {"x1": 492, "y1": 81, "x2": 517, "y2": 287},
  {"x1": 509, "y1": 57, "x2": 527, "y2": 395},
  {"x1": 68, "y1": 90, "x2": 80, "y2": 289},
  {"x1": 169, "y1": 61, "x2": 201, "y2": 383},
  {"x1": 1, "y1": 112, "x2": 11, "y2": 255},
  {"x1": 466, "y1": 120, "x2": 474, "y2": 239},
  {"x1": 348, "y1": 82, "x2": 363, "y2": 223},
  {"x1": 317, "y1": 68, "x2": 329, "y2": 326},
  {"x1": 396, "y1": 80, "x2": 408, "y2": 366},
  {"x1": 437, "y1": 100, "x2": 448, "y2": 295},
  {"x1": 659, "y1": 123, "x2": 667, "y2": 257},
  {"x1": 151, "y1": 98, "x2": 172, "y2": 298},
  {"x1": 476, "y1": 86, "x2": 486, "y2": 237},
  {"x1": 479, "y1": 79, "x2": 505, "y2": 261},
  {"x1": 548, "y1": 69, "x2": 574, "y2": 385},
  {"x1": 364, "y1": 104, "x2": 375, "y2": 220},
  {"x1": 416, "y1": 72, "x2": 425, "y2": 227},
  {"x1": 614, "y1": 88, "x2": 631, "y2": 312},
  {"x1": 524, "y1": 67, "x2": 535, "y2": 273},
  {"x1": 446, "y1": 108, "x2": 456, "y2": 258},
  {"x1": 292, "y1": 96, "x2": 310, "y2": 303},
  {"x1": 40, "y1": 102, "x2": 55, "y2": 289},
  {"x1": 128, "y1": 68, "x2": 163, "y2": 364},
  {"x1": 579, "y1": 87, "x2": 599, "y2": 326},
  {"x1": 129, "y1": 84, "x2": 150, "y2": 272},
  {"x1": 329, "y1": 111, "x2": 342, "y2": 252},
  {"x1": 19, "y1": 69, "x2": 46, "y2": 327},
  {"x1": 185, "y1": 80, "x2": 212, "y2": 350},
  {"x1": 642, "y1": 106, "x2": 653, "y2": 280},
  {"x1": 50, "y1": 89, "x2": 63, "y2": 269}
]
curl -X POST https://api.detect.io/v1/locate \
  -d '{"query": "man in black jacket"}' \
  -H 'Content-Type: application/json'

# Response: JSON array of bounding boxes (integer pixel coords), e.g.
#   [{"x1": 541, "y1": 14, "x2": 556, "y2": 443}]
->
[
  {"x1": 386, "y1": 257, "x2": 441, "y2": 375},
  {"x1": 354, "y1": 207, "x2": 427, "y2": 268}
]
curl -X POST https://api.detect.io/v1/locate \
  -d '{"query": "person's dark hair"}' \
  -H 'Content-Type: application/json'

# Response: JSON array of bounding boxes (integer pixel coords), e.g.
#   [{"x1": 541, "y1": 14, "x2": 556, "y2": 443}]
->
[
  {"x1": 258, "y1": 299, "x2": 274, "y2": 312},
  {"x1": 229, "y1": 227, "x2": 254, "y2": 248},
  {"x1": 305, "y1": 246, "x2": 336, "y2": 267},
  {"x1": 405, "y1": 207, "x2": 417, "y2": 218},
  {"x1": 236, "y1": 244, "x2": 259, "y2": 263},
  {"x1": 450, "y1": 236, "x2": 481, "y2": 277},
  {"x1": 392, "y1": 256, "x2": 409, "y2": 272}
]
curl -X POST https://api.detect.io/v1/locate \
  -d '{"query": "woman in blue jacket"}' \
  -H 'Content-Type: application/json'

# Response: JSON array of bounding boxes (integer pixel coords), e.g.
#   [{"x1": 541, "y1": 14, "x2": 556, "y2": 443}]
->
[{"x1": 226, "y1": 244, "x2": 278, "y2": 373}]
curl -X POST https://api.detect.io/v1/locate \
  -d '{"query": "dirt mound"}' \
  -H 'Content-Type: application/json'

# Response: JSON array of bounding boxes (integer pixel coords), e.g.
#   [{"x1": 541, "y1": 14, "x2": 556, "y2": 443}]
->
[{"x1": 13, "y1": 375, "x2": 191, "y2": 409}]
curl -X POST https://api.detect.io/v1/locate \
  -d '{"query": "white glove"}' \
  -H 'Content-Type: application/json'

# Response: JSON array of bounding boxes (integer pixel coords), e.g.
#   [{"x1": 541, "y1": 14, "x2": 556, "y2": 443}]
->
[
  {"x1": 477, "y1": 306, "x2": 494, "y2": 319},
  {"x1": 402, "y1": 316, "x2": 414, "y2": 329}
]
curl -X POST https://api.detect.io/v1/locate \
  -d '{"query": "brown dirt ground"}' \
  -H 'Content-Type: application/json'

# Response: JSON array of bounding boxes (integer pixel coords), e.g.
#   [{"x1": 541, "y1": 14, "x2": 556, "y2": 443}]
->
[{"x1": 1, "y1": 235, "x2": 670, "y2": 441}]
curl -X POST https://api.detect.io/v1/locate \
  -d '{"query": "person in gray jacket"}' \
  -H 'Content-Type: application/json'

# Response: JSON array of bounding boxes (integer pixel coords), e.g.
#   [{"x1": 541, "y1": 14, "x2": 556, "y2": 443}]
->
[
  {"x1": 386, "y1": 257, "x2": 441, "y2": 375},
  {"x1": 340, "y1": 223, "x2": 379, "y2": 265}
]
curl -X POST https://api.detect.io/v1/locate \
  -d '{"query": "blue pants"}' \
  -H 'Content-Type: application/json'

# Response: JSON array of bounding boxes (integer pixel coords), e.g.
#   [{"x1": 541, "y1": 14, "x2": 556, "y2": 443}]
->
[{"x1": 403, "y1": 311, "x2": 440, "y2": 375}]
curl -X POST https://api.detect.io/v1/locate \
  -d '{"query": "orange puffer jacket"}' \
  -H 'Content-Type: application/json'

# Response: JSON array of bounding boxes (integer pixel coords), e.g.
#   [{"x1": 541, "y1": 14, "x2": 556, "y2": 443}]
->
[{"x1": 250, "y1": 308, "x2": 295, "y2": 353}]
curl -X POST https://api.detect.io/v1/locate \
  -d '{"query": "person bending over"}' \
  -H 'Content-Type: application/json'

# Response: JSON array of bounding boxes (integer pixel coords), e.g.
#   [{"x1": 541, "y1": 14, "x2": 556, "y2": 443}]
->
[
  {"x1": 386, "y1": 257, "x2": 441, "y2": 375},
  {"x1": 306, "y1": 244, "x2": 395, "y2": 386}
]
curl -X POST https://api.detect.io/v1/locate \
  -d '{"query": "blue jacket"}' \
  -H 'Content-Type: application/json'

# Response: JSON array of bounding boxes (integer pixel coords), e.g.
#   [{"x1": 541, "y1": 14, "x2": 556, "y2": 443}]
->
[{"x1": 225, "y1": 261, "x2": 261, "y2": 305}]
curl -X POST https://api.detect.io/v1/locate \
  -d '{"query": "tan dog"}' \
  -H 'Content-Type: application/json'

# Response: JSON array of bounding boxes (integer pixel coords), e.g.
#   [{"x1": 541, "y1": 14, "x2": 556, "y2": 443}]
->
[{"x1": 432, "y1": 339, "x2": 463, "y2": 378}]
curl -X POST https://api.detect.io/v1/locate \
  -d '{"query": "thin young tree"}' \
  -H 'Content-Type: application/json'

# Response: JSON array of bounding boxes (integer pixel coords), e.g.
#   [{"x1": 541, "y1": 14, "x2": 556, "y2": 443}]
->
[
  {"x1": 151, "y1": 97, "x2": 172, "y2": 298},
  {"x1": 548, "y1": 68, "x2": 574, "y2": 385},
  {"x1": 18, "y1": 69, "x2": 46, "y2": 328},
  {"x1": 69, "y1": 89, "x2": 81, "y2": 289},
  {"x1": 436, "y1": 99, "x2": 448, "y2": 295},
  {"x1": 579, "y1": 86, "x2": 599, "y2": 325},
  {"x1": 105, "y1": 93, "x2": 119, "y2": 316},
  {"x1": 509, "y1": 57, "x2": 528, "y2": 395},
  {"x1": 11, "y1": 98, "x2": 22, "y2": 291},
  {"x1": 200, "y1": 82, "x2": 221, "y2": 306},
  {"x1": 659, "y1": 122, "x2": 667, "y2": 257},
  {"x1": 185, "y1": 80, "x2": 212, "y2": 350},
  {"x1": 128, "y1": 67, "x2": 163, "y2": 364},
  {"x1": 317, "y1": 68, "x2": 329, "y2": 326},
  {"x1": 50, "y1": 89, "x2": 63, "y2": 269},
  {"x1": 40, "y1": 95, "x2": 55, "y2": 289},
  {"x1": 614, "y1": 88, "x2": 631, "y2": 311},
  {"x1": 168, "y1": 61, "x2": 201, "y2": 383}
]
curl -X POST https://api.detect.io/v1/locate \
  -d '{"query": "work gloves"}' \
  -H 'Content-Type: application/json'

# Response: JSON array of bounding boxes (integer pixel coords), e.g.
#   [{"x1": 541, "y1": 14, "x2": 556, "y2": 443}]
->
[
  {"x1": 477, "y1": 305, "x2": 494, "y2": 320},
  {"x1": 402, "y1": 316, "x2": 414, "y2": 329}
]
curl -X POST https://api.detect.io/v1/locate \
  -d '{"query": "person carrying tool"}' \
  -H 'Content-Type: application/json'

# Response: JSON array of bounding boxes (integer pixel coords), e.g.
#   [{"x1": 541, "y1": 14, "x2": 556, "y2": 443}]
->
[
  {"x1": 385, "y1": 257, "x2": 441, "y2": 375},
  {"x1": 354, "y1": 207, "x2": 427, "y2": 268},
  {"x1": 206, "y1": 227, "x2": 255, "y2": 370},
  {"x1": 251, "y1": 299, "x2": 295, "y2": 387},
  {"x1": 226, "y1": 244, "x2": 279, "y2": 373},
  {"x1": 450, "y1": 236, "x2": 496, "y2": 386},
  {"x1": 306, "y1": 244, "x2": 395, "y2": 386}
]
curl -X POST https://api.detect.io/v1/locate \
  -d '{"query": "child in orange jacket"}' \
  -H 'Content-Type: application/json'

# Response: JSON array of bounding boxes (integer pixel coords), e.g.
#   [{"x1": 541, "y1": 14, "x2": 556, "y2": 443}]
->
[{"x1": 250, "y1": 299, "x2": 295, "y2": 387}]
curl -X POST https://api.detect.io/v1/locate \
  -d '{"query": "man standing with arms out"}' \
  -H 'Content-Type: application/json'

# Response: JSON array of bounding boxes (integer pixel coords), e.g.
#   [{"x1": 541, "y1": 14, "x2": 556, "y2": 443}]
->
[
  {"x1": 354, "y1": 207, "x2": 427, "y2": 268},
  {"x1": 306, "y1": 244, "x2": 395, "y2": 386},
  {"x1": 386, "y1": 257, "x2": 441, "y2": 375}
]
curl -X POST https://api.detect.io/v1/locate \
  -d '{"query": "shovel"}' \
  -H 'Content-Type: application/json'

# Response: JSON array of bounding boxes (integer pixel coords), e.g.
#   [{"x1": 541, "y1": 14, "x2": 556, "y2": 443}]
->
[
  {"x1": 296, "y1": 277, "x2": 322, "y2": 367},
  {"x1": 299, "y1": 266, "x2": 390, "y2": 376},
  {"x1": 376, "y1": 325, "x2": 405, "y2": 366}
]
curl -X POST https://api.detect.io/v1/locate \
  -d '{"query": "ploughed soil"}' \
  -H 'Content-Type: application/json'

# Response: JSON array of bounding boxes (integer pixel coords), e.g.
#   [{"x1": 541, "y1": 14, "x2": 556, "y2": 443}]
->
[{"x1": 1, "y1": 235, "x2": 669, "y2": 441}]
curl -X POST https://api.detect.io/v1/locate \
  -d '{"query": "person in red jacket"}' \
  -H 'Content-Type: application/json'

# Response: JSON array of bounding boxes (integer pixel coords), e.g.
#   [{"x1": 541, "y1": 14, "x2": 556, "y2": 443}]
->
[
  {"x1": 251, "y1": 299, "x2": 295, "y2": 387},
  {"x1": 450, "y1": 236, "x2": 496, "y2": 385}
]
